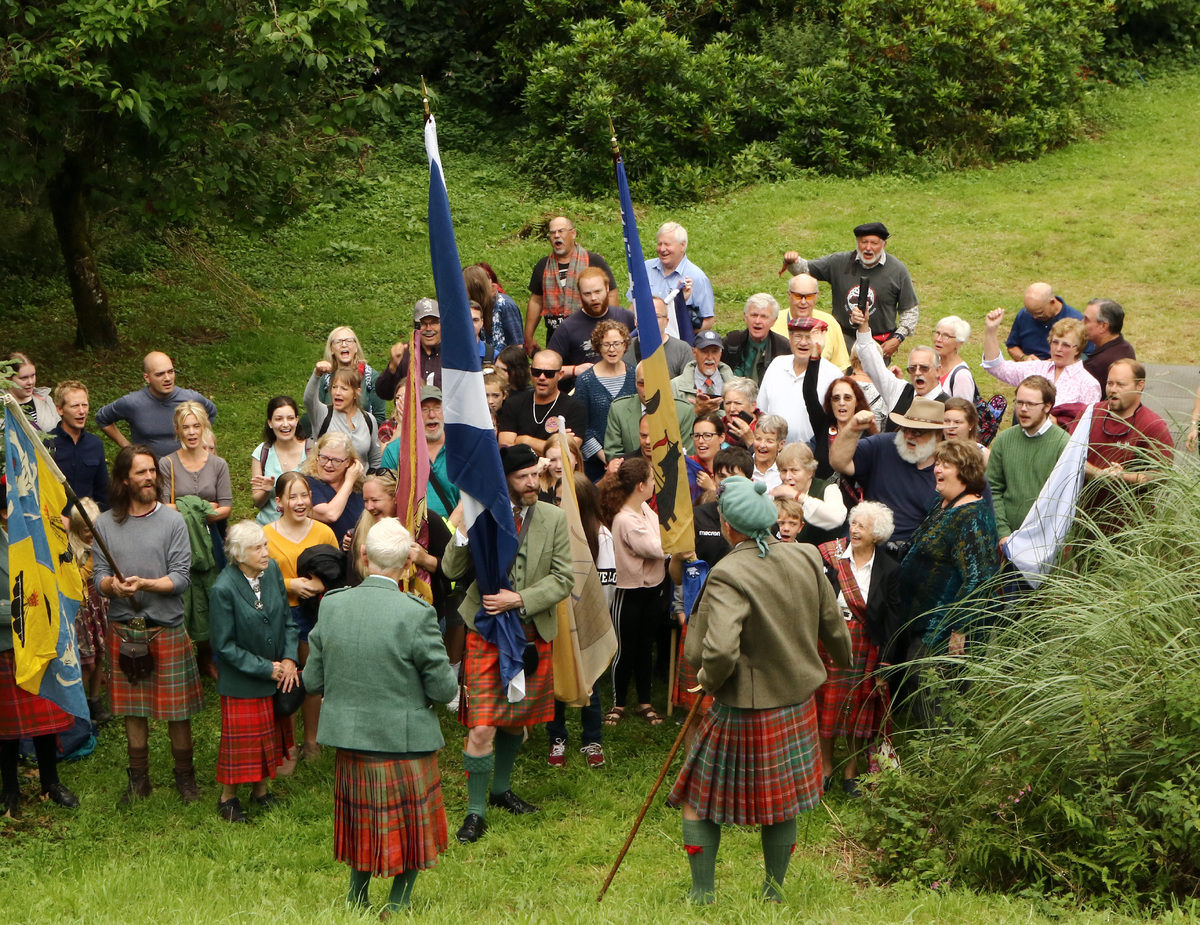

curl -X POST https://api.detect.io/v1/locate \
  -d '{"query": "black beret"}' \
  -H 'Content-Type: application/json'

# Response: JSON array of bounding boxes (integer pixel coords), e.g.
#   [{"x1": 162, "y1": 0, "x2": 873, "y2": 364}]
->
[
  {"x1": 500, "y1": 444, "x2": 540, "y2": 475},
  {"x1": 852, "y1": 221, "x2": 890, "y2": 240}
]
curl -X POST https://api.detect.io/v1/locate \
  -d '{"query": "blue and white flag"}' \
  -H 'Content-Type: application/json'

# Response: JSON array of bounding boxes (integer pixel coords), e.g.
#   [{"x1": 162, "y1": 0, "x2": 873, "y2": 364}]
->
[{"x1": 425, "y1": 115, "x2": 527, "y2": 702}]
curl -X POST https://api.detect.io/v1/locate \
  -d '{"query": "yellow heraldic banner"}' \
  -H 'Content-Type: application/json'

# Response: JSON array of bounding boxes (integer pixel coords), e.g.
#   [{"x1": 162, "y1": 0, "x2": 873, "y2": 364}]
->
[
  {"x1": 3, "y1": 395, "x2": 89, "y2": 719},
  {"x1": 550, "y1": 421, "x2": 618, "y2": 706}
]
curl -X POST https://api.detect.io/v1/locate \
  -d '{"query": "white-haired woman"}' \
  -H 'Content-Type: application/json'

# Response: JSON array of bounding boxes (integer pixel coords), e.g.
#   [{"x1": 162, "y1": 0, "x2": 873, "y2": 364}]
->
[
  {"x1": 721, "y1": 376, "x2": 759, "y2": 449},
  {"x1": 316, "y1": 326, "x2": 386, "y2": 423},
  {"x1": 934, "y1": 316, "x2": 977, "y2": 401},
  {"x1": 209, "y1": 521, "x2": 299, "y2": 823},
  {"x1": 751, "y1": 414, "x2": 788, "y2": 491},
  {"x1": 816, "y1": 501, "x2": 901, "y2": 798}
]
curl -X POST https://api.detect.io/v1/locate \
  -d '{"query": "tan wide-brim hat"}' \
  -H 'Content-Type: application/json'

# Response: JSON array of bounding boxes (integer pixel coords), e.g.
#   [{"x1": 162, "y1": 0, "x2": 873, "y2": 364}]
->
[{"x1": 887, "y1": 396, "x2": 946, "y2": 430}]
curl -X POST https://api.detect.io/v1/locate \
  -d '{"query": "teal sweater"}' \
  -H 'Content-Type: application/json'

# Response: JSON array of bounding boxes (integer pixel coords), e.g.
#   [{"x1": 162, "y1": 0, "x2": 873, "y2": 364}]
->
[{"x1": 987, "y1": 423, "x2": 1070, "y2": 536}]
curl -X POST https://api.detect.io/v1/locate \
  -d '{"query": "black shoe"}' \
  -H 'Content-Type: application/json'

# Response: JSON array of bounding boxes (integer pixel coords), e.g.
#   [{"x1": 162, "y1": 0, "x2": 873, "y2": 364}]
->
[
  {"x1": 456, "y1": 812, "x2": 487, "y2": 843},
  {"x1": 217, "y1": 797, "x2": 251, "y2": 824},
  {"x1": 842, "y1": 776, "x2": 862, "y2": 798},
  {"x1": 488, "y1": 789, "x2": 538, "y2": 815},
  {"x1": 42, "y1": 782, "x2": 80, "y2": 809},
  {"x1": 822, "y1": 775, "x2": 833, "y2": 795},
  {"x1": 2, "y1": 790, "x2": 20, "y2": 818},
  {"x1": 252, "y1": 792, "x2": 279, "y2": 812}
]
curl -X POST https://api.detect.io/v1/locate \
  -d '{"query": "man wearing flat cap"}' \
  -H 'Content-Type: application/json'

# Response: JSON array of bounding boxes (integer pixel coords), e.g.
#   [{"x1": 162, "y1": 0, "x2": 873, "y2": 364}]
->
[
  {"x1": 829, "y1": 397, "x2": 946, "y2": 557},
  {"x1": 781, "y1": 222, "x2": 919, "y2": 359},
  {"x1": 668, "y1": 476, "x2": 851, "y2": 904},
  {"x1": 757, "y1": 316, "x2": 843, "y2": 447},
  {"x1": 441, "y1": 444, "x2": 573, "y2": 845}
]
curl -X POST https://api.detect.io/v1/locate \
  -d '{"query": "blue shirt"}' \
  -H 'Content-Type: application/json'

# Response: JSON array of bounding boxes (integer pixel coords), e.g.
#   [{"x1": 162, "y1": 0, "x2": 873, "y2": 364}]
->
[
  {"x1": 51, "y1": 424, "x2": 110, "y2": 511},
  {"x1": 1005, "y1": 300, "x2": 1081, "y2": 360},
  {"x1": 627, "y1": 255, "x2": 714, "y2": 321}
]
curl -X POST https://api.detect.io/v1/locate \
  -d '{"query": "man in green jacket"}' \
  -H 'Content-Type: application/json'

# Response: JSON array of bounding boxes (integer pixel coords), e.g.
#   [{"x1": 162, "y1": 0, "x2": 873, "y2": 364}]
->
[
  {"x1": 442, "y1": 444, "x2": 574, "y2": 844},
  {"x1": 667, "y1": 476, "x2": 852, "y2": 904},
  {"x1": 304, "y1": 518, "x2": 458, "y2": 915}
]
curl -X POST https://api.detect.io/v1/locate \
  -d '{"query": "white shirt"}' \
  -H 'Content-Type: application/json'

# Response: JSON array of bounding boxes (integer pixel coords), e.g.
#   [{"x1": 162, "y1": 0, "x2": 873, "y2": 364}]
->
[
  {"x1": 1023, "y1": 416, "x2": 1055, "y2": 439},
  {"x1": 757, "y1": 355, "x2": 842, "y2": 446},
  {"x1": 836, "y1": 544, "x2": 875, "y2": 610},
  {"x1": 752, "y1": 461, "x2": 781, "y2": 492}
]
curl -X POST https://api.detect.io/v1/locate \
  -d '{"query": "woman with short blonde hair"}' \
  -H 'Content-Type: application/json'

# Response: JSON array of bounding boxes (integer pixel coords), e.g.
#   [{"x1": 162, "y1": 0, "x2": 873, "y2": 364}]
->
[{"x1": 317, "y1": 326, "x2": 386, "y2": 423}]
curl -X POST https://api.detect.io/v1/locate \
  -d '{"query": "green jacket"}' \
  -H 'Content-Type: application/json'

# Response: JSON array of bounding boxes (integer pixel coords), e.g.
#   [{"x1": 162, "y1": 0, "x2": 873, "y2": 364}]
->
[
  {"x1": 209, "y1": 560, "x2": 298, "y2": 699},
  {"x1": 442, "y1": 501, "x2": 573, "y2": 643},
  {"x1": 176, "y1": 494, "x2": 219, "y2": 643},
  {"x1": 303, "y1": 575, "x2": 457, "y2": 753},
  {"x1": 602, "y1": 393, "x2": 697, "y2": 462}
]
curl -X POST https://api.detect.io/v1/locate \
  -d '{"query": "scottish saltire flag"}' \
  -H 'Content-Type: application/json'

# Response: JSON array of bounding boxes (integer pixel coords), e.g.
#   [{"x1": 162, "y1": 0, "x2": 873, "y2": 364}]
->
[
  {"x1": 1005, "y1": 403, "x2": 1094, "y2": 587},
  {"x1": 614, "y1": 151, "x2": 694, "y2": 555},
  {"x1": 425, "y1": 114, "x2": 527, "y2": 702},
  {"x1": 549, "y1": 420, "x2": 616, "y2": 706},
  {"x1": 394, "y1": 331, "x2": 433, "y2": 604},
  {"x1": 3, "y1": 396, "x2": 88, "y2": 720}
]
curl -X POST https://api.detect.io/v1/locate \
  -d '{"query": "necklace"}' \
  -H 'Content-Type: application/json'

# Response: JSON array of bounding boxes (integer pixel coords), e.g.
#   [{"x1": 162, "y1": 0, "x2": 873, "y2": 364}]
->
[{"x1": 532, "y1": 392, "x2": 560, "y2": 426}]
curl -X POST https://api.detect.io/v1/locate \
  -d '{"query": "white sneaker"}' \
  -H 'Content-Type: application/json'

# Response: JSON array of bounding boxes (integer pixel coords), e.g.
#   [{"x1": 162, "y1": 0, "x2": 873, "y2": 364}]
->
[{"x1": 445, "y1": 690, "x2": 460, "y2": 713}]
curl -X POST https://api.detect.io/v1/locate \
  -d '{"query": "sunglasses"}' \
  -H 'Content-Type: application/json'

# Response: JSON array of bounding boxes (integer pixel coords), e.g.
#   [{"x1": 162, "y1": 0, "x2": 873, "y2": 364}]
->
[
  {"x1": 531, "y1": 367, "x2": 560, "y2": 378},
  {"x1": 906, "y1": 364, "x2": 932, "y2": 374}
]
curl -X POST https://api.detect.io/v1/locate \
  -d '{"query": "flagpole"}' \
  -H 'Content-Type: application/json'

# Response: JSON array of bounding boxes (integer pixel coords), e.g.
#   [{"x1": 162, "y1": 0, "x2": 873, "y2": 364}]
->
[{"x1": 2, "y1": 393, "x2": 124, "y2": 582}]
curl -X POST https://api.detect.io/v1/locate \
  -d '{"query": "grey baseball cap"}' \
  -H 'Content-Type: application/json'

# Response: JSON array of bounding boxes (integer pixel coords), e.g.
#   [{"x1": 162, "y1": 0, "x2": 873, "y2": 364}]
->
[{"x1": 414, "y1": 298, "x2": 440, "y2": 321}]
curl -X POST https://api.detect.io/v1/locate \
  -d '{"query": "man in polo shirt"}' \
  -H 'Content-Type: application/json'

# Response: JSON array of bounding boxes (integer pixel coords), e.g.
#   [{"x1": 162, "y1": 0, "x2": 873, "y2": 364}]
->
[
  {"x1": 781, "y1": 221, "x2": 919, "y2": 358},
  {"x1": 757, "y1": 317, "x2": 842, "y2": 447},
  {"x1": 1082, "y1": 298, "x2": 1137, "y2": 399},
  {"x1": 672, "y1": 331, "x2": 734, "y2": 416},
  {"x1": 1005, "y1": 282, "x2": 1081, "y2": 361},
  {"x1": 627, "y1": 221, "x2": 715, "y2": 333}
]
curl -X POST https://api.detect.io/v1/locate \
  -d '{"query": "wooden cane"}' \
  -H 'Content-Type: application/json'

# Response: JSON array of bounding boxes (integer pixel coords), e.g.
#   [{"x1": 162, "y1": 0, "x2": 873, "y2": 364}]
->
[
  {"x1": 667, "y1": 626, "x2": 678, "y2": 718},
  {"x1": 597, "y1": 691, "x2": 706, "y2": 902}
]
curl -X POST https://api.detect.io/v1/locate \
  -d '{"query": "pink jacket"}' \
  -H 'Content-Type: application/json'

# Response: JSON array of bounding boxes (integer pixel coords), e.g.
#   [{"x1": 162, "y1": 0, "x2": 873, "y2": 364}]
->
[{"x1": 611, "y1": 502, "x2": 666, "y2": 589}]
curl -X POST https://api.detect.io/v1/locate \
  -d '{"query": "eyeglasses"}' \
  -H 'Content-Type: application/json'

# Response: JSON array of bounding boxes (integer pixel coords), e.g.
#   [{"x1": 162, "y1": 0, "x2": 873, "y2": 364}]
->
[
  {"x1": 1013, "y1": 400, "x2": 1048, "y2": 409},
  {"x1": 531, "y1": 367, "x2": 560, "y2": 378},
  {"x1": 332, "y1": 337, "x2": 356, "y2": 346},
  {"x1": 906, "y1": 364, "x2": 932, "y2": 373},
  {"x1": 317, "y1": 454, "x2": 348, "y2": 467},
  {"x1": 600, "y1": 341, "x2": 626, "y2": 350},
  {"x1": 692, "y1": 431, "x2": 719, "y2": 441},
  {"x1": 418, "y1": 318, "x2": 440, "y2": 329}
]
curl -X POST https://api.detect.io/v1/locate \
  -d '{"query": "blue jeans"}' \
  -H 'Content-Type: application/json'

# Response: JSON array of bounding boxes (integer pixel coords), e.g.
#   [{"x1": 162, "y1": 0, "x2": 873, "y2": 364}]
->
[{"x1": 545, "y1": 688, "x2": 602, "y2": 747}]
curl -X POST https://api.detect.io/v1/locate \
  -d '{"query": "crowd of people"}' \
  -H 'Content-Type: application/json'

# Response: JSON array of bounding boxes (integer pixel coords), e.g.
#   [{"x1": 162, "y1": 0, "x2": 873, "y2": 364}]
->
[{"x1": 0, "y1": 215, "x2": 1183, "y2": 911}]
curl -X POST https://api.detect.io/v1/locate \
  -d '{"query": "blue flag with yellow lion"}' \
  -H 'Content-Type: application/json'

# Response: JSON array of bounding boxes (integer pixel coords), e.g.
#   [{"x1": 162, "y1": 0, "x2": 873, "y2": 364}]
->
[{"x1": 4, "y1": 399, "x2": 88, "y2": 720}]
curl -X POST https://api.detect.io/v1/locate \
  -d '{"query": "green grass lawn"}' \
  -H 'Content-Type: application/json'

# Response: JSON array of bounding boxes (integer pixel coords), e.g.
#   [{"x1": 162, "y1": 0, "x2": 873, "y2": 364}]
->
[{"x1": 3, "y1": 69, "x2": 1200, "y2": 923}]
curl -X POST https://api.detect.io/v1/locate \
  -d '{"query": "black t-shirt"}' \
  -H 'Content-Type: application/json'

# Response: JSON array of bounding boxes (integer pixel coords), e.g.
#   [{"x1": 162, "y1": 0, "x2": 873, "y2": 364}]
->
[
  {"x1": 547, "y1": 306, "x2": 637, "y2": 366},
  {"x1": 528, "y1": 251, "x2": 618, "y2": 297},
  {"x1": 496, "y1": 390, "x2": 588, "y2": 444},
  {"x1": 694, "y1": 501, "x2": 732, "y2": 568}
]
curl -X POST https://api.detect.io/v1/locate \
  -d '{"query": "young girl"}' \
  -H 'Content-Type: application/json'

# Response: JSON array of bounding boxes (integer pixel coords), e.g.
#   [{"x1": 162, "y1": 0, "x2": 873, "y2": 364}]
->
[{"x1": 68, "y1": 499, "x2": 110, "y2": 724}]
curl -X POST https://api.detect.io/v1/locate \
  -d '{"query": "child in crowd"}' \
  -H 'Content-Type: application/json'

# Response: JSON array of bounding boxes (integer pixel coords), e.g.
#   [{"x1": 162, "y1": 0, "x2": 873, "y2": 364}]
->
[
  {"x1": 68, "y1": 498, "x2": 111, "y2": 725},
  {"x1": 775, "y1": 497, "x2": 804, "y2": 543}
]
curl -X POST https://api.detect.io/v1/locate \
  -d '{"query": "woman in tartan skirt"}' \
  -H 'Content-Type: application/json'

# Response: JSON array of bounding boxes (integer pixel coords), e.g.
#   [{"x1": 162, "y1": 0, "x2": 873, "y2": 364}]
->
[
  {"x1": 303, "y1": 519, "x2": 458, "y2": 916},
  {"x1": 209, "y1": 521, "x2": 299, "y2": 823},
  {"x1": 815, "y1": 501, "x2": 901, "y2": 798},
  {"x1": 667, "y1": 477, "x2": 851, "y2": 904}
]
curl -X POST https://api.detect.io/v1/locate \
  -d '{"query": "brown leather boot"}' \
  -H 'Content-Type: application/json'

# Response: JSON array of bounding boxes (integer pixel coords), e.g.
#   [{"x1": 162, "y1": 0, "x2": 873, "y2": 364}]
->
[
  {"x1": 174, "y1": 767, "x2": 201, "y2": 803},
  {"x1": 119, "y1": 768, "x2": 152, "y2": 806}
]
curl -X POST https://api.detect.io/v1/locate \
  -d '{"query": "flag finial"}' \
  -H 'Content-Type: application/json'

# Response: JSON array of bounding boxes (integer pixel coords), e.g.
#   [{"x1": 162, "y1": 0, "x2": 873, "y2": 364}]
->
[
  {"x1": 421, "y1": 77, "x2": 430, "y2": 120},
  {"x1": 608, "y1": 116, "x2": 619, "y2": 158}
]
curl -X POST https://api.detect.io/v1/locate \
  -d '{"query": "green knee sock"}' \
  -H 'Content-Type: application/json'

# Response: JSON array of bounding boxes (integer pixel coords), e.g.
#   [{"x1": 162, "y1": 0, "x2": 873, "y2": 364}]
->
[
  {"x1": 463, "y1": 751, "x2": 494, "y2": 818},
  {"x1": 347, "y1": 868, "x2": 371, "y2": 908},
  {"x1": 760, "y1": 818, "x2": 798, "y2": 902},
  {"x1": 385, "y1": 869, "x2": 419, "y2": 912},
  {"x1": 681, "y1": 818, "x2": 722, "y2": 904},
  {"x1": 490, "y1": 731, "x2": 523, "y2": 796}
]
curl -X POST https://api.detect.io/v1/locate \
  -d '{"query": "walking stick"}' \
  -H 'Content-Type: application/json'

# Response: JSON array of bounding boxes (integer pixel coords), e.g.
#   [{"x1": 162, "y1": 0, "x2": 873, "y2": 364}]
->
[
  {"x1": 597, "y1": 690, "x2": 705, "y2": 902},
  {"x1": 667, "y1": 626, "x2": 677, "y2": 717}
]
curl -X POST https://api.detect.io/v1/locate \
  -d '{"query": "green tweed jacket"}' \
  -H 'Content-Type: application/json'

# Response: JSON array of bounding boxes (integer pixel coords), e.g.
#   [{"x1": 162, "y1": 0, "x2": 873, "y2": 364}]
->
[
  {"x1": 209, "y1": 560, "x2": 298, "y2": 699},
  {"x1": 442, "y1": 500, "x2": 573, "y2": 643},
  {"x1": 303, "y1": 575, "x2": 457, "y2": 753},
  {"x1": 602, "y1": 393, "x2": 697, "y2": 462},
  {"x1": 686, "y1": 537, "x2": 852, "y2": 709}
]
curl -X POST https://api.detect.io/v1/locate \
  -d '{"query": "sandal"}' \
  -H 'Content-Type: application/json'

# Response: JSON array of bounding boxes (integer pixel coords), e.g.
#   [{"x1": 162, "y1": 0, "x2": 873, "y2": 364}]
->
[
  {"x1": 635, "y1": 706, "x2": 664, "y2": 726},
  {"x1": 603, "y1": 707, "x2": 626, "y2": 727}
]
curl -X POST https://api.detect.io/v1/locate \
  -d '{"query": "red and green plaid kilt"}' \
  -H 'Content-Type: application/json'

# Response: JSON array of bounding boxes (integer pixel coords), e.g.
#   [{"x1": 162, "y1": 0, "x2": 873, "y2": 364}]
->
[
  {"x1": 667, "y1": 698, "x2": 822, "y2": 826},
  {"x1": 108, "y1": 623, "x2": 205, "y2": 721},
  {"x1": 216, "y1": 695, "x2": 294, "y2": 785},
  {"x1": 459, "y1": 624, "x2": 554, "y2": 728},
  {"x1": 75, "y1": 581, "x2": 108, "y2": 666},
  {"x1": 334, "y1": 749, "x2": 448, "y2": 877},
  {"x1": 671, "y1": 624, "x2": 713, "y2": 712},
  {"x1": 815, "y1": 617, "x2": 884, "y2": 740},
  {"x1": 0, "y1": 650, "x2": 73, "y2": 739}
]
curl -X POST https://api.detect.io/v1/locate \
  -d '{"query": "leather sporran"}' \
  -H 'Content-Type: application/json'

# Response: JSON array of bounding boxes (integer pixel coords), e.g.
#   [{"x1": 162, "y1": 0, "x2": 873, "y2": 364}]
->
[{"x1": 118, "y1": 638, "x2": 155, "y2": 682}]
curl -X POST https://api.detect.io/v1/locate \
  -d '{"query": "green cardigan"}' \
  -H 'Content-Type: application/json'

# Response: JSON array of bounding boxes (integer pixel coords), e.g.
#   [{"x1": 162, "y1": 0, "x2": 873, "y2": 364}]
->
[
  {"x1": 303, "y1": 575, "x2": 457, "y2": 754},
  {"x1": 209, "y1": 560, "x2": 298, "y2": 699}
]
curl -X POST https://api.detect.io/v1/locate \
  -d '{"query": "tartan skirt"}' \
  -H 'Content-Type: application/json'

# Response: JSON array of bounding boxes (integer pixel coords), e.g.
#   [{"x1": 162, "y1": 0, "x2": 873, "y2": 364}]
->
[
  {"x1": 671, "y1": 624, "x2": 714, "y2": 712},
  {"x1": 668, "y1": 698, "x2": 822, "y2": 826},
  {"x1": 75, "y1": 582, "x2": 108, "y2": 666},
  {"x1": 108, "y1": 623, "x2": 205, "y2": 722},
  {"x1": 334, "y1": 749, "x2": 448, "y2": 877},
  {"x1": 814, "y1": 617, "x2": 884, "y2": 740},
  {"x1": 216, "y1": 695, "x2": 295, "y2": 785},
  {"x1": 0, "y1": 650, "x2": 74, "y2": 740},
  {"x1": 459, "y1": 624, "x2": 554, "y2": 728}
]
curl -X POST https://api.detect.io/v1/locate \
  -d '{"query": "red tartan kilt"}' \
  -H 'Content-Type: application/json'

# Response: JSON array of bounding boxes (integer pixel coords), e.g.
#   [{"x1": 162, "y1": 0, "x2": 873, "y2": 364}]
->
[
  {"x1": 671, "y1": 624, "x2": 713, "y2": 712},
  {"x1": 815, "y1": 617, "x2": 884, "y2": 740},
  {"x1": 668, "y1": 698, "x2": 822, "y2": 826},
  {"x1": 108, "y1": 623, "x2": 205, "y2": 721},
  {"x1": 334, "y1": 749, "x2": 448, "y2": 876},
  {"x1": 0, "y1": 650, "x2": 74, "y2": 739},
  {"x1": 216, "y1": 696, "x2": 295, "y2": 785},
  {"x1": 459, "y1": 624, "x2": 554, "y2": 728},
  {"x1": 75, "y1": 581, "x2": 108, "y2": 666}
]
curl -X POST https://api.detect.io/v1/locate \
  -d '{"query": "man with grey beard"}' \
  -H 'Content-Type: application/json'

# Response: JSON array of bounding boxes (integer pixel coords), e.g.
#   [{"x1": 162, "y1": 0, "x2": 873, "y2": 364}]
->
[{"x1": 828, "y1": 397, "x2": 945, "y2": 556}]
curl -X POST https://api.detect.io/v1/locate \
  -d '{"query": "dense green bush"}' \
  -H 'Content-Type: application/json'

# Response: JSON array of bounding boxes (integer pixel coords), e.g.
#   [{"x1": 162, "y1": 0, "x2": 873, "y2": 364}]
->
[{"x1": 858, "y1": 467, "x2": 1200, "y2": 910}]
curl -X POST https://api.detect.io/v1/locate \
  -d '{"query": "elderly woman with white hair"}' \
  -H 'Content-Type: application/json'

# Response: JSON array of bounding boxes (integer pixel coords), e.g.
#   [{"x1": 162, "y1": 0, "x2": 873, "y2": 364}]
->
[
  {"x1": 816, "y1": 501, "x2": 901, "y2": 798},
  {"x1": 721, "y1": 376, "x2": 760, "y2": 449},
  {"x1": 209, "y1": 520, "x2": 299, "y2": 823},
  {"x1": 933, "y1": 315, "x2": 977, "y2": 401}
]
